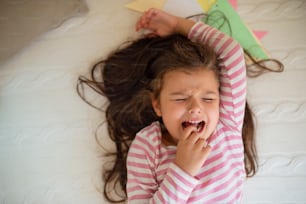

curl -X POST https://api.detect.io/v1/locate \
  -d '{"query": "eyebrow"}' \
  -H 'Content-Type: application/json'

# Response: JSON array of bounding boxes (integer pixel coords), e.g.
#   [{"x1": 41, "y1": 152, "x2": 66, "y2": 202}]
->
[
  {"x1": 169, "y1": 90, "x2": 218, "y2": 96},
  {"x1": 169, "y1": 92, "x2": 187, "y2": 96}
]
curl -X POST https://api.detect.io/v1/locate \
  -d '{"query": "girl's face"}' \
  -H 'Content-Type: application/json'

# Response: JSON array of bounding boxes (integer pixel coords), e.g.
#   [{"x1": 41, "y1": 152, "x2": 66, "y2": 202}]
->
[{"x1": 152, "y1": 68, "x2": 220, "y2": 144}]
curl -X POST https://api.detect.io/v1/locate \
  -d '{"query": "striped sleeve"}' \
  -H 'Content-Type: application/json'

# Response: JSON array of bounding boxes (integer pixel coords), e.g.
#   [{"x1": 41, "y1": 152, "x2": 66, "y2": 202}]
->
[
  {"x1": 126, "y1": 123, "x2": 199, "y2": 203},
  {"x1": 188, "y1": 22, "x2": 247, "y2": 131}
]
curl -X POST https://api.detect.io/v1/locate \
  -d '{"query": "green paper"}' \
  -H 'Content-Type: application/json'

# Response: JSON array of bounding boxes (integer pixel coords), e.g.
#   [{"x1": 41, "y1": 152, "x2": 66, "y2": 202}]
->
[{"x1": 203, "y1": 0, "x2": 268, "y2": 60}]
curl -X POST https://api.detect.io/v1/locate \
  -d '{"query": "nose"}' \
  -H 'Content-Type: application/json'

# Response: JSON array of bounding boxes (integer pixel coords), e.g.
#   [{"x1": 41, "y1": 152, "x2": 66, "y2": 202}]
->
[{"x1": 188, "y1": 99, "x2": 202, "y2": 114}]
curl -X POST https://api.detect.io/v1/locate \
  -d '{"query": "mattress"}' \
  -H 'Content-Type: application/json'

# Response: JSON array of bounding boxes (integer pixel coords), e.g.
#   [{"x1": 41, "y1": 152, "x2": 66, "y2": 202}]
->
[{"x1": 0, "y1": 0, "x2": 305, "y2": 203}]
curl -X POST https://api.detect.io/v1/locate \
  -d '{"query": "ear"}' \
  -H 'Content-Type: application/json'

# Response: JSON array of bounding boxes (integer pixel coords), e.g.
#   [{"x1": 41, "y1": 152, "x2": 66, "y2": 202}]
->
[{"x1": 151, "y1": 97, "x2": 162, "y2": 117}]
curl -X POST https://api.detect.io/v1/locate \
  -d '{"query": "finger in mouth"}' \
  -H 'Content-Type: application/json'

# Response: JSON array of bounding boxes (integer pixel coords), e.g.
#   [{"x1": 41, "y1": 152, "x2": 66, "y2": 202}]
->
[{"x1": 182, "y1": 121, "x2": 205, "y2": 133}]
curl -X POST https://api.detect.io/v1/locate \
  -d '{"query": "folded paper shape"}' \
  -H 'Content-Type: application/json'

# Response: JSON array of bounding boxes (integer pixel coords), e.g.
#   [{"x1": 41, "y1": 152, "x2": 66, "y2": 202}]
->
[
  {"x1": 202, "y1": 0, "x2": 269, "y2": 60},
  {"x1": 125, "y1": 0, "x2": 166, "y2": 12}
]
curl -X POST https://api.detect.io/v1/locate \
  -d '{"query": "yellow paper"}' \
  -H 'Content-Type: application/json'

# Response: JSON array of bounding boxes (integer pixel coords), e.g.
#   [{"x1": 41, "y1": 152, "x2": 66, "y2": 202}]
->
[
  {"x1": 196, "y1": 0, "x2": 217, "y2": 12},
  {"x1": 125, "y1": 0, "x2": 166, "y2": 13}
]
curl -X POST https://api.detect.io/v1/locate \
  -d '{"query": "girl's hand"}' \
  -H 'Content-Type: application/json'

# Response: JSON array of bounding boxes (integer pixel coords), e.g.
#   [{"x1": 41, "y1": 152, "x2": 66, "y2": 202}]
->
[
  {"x1": 174, "y1": 126, "x2": 211, "y2": 177},
  {"x1": 136, "y1": 8, "x2": 179, "y2": 37}
]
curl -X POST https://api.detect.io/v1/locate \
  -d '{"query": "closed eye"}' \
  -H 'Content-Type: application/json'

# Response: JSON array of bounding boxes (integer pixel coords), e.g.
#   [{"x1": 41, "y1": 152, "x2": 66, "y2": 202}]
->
[
  {"x1": 202, "y1": 98, "x2": 214, "y2": 102},
  {"x1": 174, "y1": 98, "x2": 187, "y2": 102}
]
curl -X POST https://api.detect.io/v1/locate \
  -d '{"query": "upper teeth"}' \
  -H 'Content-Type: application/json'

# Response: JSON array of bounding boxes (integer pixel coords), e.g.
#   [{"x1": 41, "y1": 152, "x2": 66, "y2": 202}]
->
[
  {"x1": 183, "y1": 121, "x2": 203, "y2": 128},
  {"x1": 187, "y1": 121, "x2": 201, "y2": 124}
]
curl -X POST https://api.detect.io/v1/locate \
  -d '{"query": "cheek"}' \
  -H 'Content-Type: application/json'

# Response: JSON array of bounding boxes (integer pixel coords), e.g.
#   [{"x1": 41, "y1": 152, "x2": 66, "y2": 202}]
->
[
  {"x1": 208, "y1": 103, "x2": 220, "y2": 123},
  {"x1": 162, "y1": 104, "x2": 185, "y2": 119}
]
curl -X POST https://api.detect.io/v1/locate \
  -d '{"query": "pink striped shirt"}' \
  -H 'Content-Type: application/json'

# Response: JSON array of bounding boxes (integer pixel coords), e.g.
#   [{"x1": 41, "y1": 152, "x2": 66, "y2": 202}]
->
[{"x1": 127, "y1": 22, "x2": 247, "y2": 203}]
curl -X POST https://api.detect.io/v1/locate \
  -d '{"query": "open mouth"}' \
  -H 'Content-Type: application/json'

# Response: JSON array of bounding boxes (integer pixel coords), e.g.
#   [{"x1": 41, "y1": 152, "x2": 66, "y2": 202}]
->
[{"x1": 182, "y1": 121, "x2": 205, "y2": 133}]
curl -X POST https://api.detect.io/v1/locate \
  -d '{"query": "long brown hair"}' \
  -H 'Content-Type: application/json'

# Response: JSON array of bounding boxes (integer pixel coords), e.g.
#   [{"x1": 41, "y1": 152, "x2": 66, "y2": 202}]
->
[
  {"x1": 77, "y1": 34, "x2": 283, "y2": 203},
  {"x1": 242, "y1": 50, "x2": 283, "y2": 176}
]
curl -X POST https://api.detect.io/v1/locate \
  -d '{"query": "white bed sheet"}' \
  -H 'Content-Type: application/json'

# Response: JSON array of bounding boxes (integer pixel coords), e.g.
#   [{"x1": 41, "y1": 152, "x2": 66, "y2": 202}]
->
[{"x1": 1, "y1": 0, "x2": 306, "y2": 203}]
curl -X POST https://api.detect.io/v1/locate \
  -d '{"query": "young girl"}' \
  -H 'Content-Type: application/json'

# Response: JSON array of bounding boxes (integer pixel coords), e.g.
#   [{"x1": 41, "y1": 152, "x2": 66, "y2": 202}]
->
[
  {"x1": 78, "y1": 8, "x2": 282, "y2": 203},
  {"x1": 127, "y1": 9, "x2": 247, "y2": 203}
]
